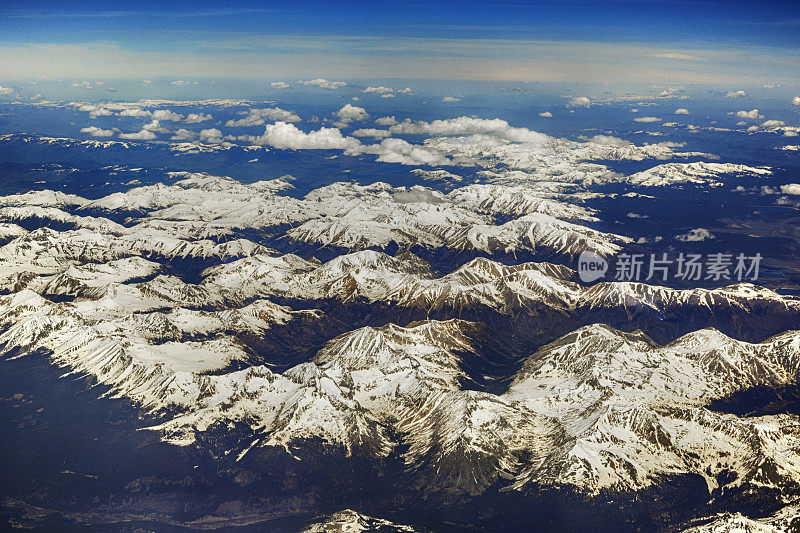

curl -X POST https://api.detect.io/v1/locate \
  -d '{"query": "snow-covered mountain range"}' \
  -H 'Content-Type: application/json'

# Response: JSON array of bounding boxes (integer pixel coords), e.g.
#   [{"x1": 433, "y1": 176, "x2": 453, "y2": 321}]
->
[{"x1": 0, "y1": 159, "x2": 795, "y2": 529}]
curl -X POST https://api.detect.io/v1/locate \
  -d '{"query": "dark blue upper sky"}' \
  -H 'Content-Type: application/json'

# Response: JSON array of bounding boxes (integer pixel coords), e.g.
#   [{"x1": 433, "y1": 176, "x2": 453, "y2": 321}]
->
[{"x1": 1, "y1": 0, "x2": 799, "y2": 84}]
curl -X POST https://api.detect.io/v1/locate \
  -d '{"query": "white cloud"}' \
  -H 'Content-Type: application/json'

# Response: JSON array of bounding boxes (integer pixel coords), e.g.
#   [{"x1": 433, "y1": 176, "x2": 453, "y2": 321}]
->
[
  {"x1": 363, "y1": 86, "x2": 393, "y2": 94},
  {"x1": 375, "y1": 116, "x2": 398, "y2": 126},
  {"x1": 793, "y1": 96, "x2": 800, "y2": 106},
  {"x1": 118, "y1": 107, "x2": 150, "y2": 117},
  {"x1": 142, "y1": 79, "x2": 152, "y2": 85},
  {"x1": 246, "y1": 121, "x2": 363, "y2": 151},
  {"x1": 656, "y1": 87, "x2": 685, "y2": 98},
  {"x1": 366, "y1": 138, "x2": 451, "y2": 166},
  {"x1": 78, "y1": 104, "x2": 113, "y2": 118},
  {"x1": 725, "y1": 90, "x2": 746, "y2": 98},
  {"x1": 762, "y1": 119, "x2": 787, "y2": 128},
  {"x1": 0, "y1": 86, "x2": 14, "y2": 95},
  {"x1": 674, "y1": 108, "x2": 690, "y2": 115},
  {"x1": 226, "y1": 107, "x2": 301, "y2": 127},
  {"x1": 388, "y1": 116, "x2": 548, "y2": 143},
  {"x1": 30, "y1": 93, "x2": 42, "y2": 101},
  {"x1": 780, "y1": 183, "x2": 800, "y2": 195},
  {"x1": 199, "y1": 128, "x2": 224, "y2": 144},
  {"x1": 381, "y1": 94, "x2": 395, "y2": 98},
  {"x1": 566, "y1": 96, "x2": 590, "y2": 108},
  {"x1": 634, "y1": 116, "x2": 662, "y2": 123},
  {"x1": 79, "y1": 126, "x2": 114, "y2": 137},
  {"x1": 142, "y1": 119, "x2": 167, "y2": 133},
  {"x1": 334, "y1": 104, "x2": 368, "y2": 126},
  {"x1": 170, "y1": 128, "x2": 196, "y2": 141},
  {"x1": 270, "y1": 81, "x2": 291, "y2": 89},
  {"x1": 170, "y1": 80, "x2": 197, "y2": 86},
  {"x1": 396, "y1": 87, "x2": 413, "y2": 94},
  {"x1": 71, "y1": 81, "x2": 94, "y2": 90},
  {"x1": 731, "y1": 109, "x2": 762, "y2": 119},
  {"x1": 151, "y1": 109, "x2": 184, "y2": 121},
  {"x1": 442, "y1": 96, "x2": 461, "y2": 102},
  {"x1": 676, "y1": 228, "x2": 715, "y2": 242},
  {"x1": 186, "y1": 113, "x2": 212, "y2": 123},
  {"x1": 352, "y1": 128, "x2": 392, "y2": 139},
  {"x1": 539, "y1": 111, "x2": 553, "y2": 118},
  {"x1": 300, "y1": 78, "x2": 346, "y2": 89},
  {"x1": 119, "y1": 129, "x2": 157, "y2": 140}
]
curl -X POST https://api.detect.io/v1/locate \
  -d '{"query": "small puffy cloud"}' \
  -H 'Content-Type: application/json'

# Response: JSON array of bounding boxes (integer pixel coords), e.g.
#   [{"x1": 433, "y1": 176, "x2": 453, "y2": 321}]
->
[
  {"x1": 226, "y1": 107, "x2": 301, "y2": 127},
  {"x1": 72, "y1": 81, "x2": 94, "y2": 90},
  {"x1": 657, "y1": 87, "x2": 685, "y2": 97},
  {"x1": 142, "y1": 119, "x2": 167, "y2": 133},
  {"x1": 80, "y1": 126, "x2": 114, "y2": 137},
  {"x1": 199, "y1": 128, "x2": 223, "y2": 144},
  {"x1": 539, "y1": 111, "x2": 553, "y2": 118},
  {"x1": 170, "y1": 80, "x2": 197, "y2": 86},
  {"x1": 185, "y1": 113, "x2": 212, "y2": 123},
  {"x1": 793, "y1": 96, "x2": 800, "y2": 106},
  {"x1": 375, "y1": 116, "x2": 398, "y2": 126},
  {"x1": 780, "y1": 183, "x2": 800, "y2": 195},
  {"x1": 30, "y1": 93, "x2": 43, "y2": 101},
  {"x1": 396, "y1": 87, "x2": 413, "y2": 94},
  {"x1": 300, "y1": 78, "x2": 346, "y2": 89},
  {"x1": 566, "y1": 96, "x2": 591, "y2": 108},
  {"x1": 634, "y1": 116, "x2": 662, "y2": 123},
  {"x1": 442, "y1": 96, "x2": 461, "y2": 102},
  {"x1": 246, "y1": 121, "x2": 363, "y2": 151},
  {"x1": 364, "y1": 86, "x2": 393, "y2": 94},
  {"x1": 381, "y1": 94, "x2": 395, "y2": 98},
  {"x1": 118, "y1": 107, "x2": 150, "y2": 117},
  {"x1": 335, "y1": 103, "x2": 369, "y2": 125},
  {"x1": 78, "y1": 104, "x2": 112, "y2": 118},
  {"x1": 352, "y1": 128, "x2": 392, "y2": 139},
  {"x1": 762, "y1": 119, "x2": 787, "y2": 128},
  {"x1": 674, "y1": 108, "x2": 690, "y2": 115},
  {"x1": 731, "y1": 109, "x2": 762, "y2": 119},
  {"x1": 367, "y1": 138, "x2": 450, "y2": 166},
  {"x1": 270, "y1": 81, "x2": 291, "y2": 89},
  {"x1": 0, "y1": 86, "x2": 14, "y2": 95},
  {"x1": 151, "y1": 109, "x2": 184, "y2": 121},
  {"x1": 142, "y1": 79, "x2": 152, "y2": 85},
  {"x1": 676, "y1": 228, "x2": 715, "y2": 242},
  {"x1": 119, "y1": 129, "x2": 157, "y2": 140},
  {"x1": 725, "y1": 90, "x2": 746, "y2": 98},
  {"x1": 170, "y1": 128, "x2": 196, "y2": 141}
]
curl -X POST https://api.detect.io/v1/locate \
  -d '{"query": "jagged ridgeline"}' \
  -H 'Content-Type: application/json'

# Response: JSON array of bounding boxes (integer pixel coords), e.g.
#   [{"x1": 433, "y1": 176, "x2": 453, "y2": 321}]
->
[{"x1": 1, "y1": 172, "x2": 799, "y2": 531}]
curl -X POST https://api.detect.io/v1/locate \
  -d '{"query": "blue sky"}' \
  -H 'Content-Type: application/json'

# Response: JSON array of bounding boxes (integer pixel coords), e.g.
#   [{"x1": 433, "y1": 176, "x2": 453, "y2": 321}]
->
[{"x1": 1, "y1": 0, "x2": 799, "y2": 84}]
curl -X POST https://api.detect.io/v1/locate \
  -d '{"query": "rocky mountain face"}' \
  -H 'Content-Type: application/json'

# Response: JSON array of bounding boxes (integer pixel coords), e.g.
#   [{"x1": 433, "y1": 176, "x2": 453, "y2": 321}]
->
[{"x1": 0, "y1": 172, "x2": 798, "y2": 531}]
